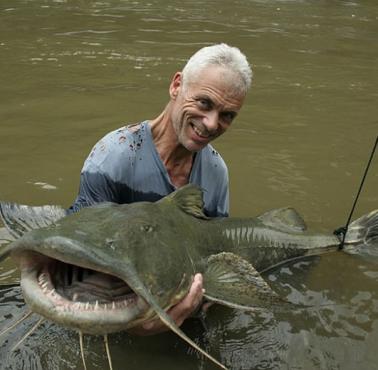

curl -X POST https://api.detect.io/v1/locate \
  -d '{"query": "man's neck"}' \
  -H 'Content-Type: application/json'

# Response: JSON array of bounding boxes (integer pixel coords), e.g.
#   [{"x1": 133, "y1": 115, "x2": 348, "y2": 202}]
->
[{"x1": 149, "y1": 107, "x2": 195, "y2": 188}]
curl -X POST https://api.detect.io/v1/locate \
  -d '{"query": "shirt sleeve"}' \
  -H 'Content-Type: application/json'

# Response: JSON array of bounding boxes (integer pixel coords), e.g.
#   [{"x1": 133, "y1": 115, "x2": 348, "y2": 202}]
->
[
  {"x1": 199, "y1": 145, "x2": 229, "y2": 218},
  {"x1": 68, "y1": 168, "x2": 118, "y2": 213},
  {"x1": 68, "y1": 128, "x2": 128, "y2": 213},
  {"x1": 215, "y1": 168, "x2": 229, "y2": 217}
]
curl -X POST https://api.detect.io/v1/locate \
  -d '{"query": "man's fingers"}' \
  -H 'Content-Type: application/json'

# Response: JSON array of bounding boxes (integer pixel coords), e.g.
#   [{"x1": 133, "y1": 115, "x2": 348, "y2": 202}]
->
[
  {"x1": 129, "y1": 273, "x2": 204, "y2": 335},
  {"x1": 167, "y1": 273, "x2": 204, "y2": 326},
  {"x1": 177, "y1": 273, "x2": 203, "y2": 311},
  {"x1": 186, "y1": 273, "x2": 204, "y2": 306}
]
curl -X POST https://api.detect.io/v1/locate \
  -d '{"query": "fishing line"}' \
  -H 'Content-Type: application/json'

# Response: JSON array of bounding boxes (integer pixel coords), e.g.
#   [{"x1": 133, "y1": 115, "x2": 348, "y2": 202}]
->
[{"x1": 335, "y1": 135, "x2": 378, "y2": 249}]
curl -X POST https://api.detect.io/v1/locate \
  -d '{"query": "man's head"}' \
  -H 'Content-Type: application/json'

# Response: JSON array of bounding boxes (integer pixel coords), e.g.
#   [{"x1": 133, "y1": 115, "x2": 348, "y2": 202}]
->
[
  {"x1": 168, "y1": 44, "x2": 252, "y2": 152},
  {"x1": 182, "y1": 43, "x2": 252, "y2": 96}
]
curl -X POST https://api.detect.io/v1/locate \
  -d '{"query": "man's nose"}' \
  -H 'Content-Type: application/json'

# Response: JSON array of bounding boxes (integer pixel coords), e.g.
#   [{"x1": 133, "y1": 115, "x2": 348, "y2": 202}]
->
[{"x1": 203, "y1": 111, "x2": 219, "y2": 133}]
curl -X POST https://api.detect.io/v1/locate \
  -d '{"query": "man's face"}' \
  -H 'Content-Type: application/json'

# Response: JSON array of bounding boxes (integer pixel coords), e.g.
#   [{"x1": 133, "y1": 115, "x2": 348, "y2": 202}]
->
[{"x1": 169, "y1": 66, "x2": 245, "y2": 152}]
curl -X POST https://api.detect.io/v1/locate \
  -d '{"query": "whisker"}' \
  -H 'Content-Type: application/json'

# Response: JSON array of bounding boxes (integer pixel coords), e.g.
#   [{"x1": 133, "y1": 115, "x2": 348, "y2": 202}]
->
[
  {"x1": 79, "y1": 331, "x2": 88, "y2": 370},
  {"x1": 104, "y1": 334, "x2": 114, "y2": 370},
  {"x1": 0, "y1": 310, "x2": 33, "y2": 337},
  {"x1": 11, "y1": 317, "x2": 44, "y2": 351}
]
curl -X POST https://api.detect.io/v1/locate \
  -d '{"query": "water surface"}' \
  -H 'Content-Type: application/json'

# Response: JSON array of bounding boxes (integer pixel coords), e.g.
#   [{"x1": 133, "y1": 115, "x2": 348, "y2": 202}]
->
[{"x1": 0, "y1": 0, "x2": 377, "y2": 369}]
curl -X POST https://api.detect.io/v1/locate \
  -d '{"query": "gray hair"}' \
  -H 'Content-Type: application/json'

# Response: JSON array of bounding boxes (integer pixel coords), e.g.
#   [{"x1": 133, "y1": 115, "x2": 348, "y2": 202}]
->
[{"x1": 181, "y1": 43, "x2": 252, "y2": 95}]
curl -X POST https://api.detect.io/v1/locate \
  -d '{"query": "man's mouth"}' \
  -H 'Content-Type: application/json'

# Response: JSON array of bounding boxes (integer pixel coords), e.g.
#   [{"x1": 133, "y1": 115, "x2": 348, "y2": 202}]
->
[{"x1": 190, "y1": 123, "x2": 211, "y2": 139}]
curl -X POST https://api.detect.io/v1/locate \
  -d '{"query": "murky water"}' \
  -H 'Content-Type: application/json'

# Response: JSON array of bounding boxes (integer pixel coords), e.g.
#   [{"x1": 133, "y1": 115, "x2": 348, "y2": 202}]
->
[{"x1": 0, "y1": 0, "x2": 377, "y2": 369}]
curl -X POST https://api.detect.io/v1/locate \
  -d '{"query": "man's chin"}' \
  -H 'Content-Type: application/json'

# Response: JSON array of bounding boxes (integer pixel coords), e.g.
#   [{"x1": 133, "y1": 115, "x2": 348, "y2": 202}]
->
[{"x1": 181, "y1": 139, "x2": 208, "y2": 153}]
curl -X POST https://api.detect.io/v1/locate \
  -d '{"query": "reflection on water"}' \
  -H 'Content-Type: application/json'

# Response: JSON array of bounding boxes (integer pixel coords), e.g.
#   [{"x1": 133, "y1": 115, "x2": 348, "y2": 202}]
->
[
  {"x1": 205, "y1": 254, "x2": 378, "y2": 370},
  {"x1": 1, "y1": 0, "x2": 377, "y2": 369}
]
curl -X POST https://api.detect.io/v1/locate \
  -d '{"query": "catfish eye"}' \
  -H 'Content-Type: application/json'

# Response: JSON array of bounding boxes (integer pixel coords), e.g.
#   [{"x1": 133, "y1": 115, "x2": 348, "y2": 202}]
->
[{"x1": 140, "y1": 225, "x2": 154, "y2": 233}]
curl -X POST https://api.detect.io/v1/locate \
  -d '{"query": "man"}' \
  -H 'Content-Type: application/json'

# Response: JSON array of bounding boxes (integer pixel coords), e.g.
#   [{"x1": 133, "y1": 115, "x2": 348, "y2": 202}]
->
[{"x1": 70, "y1": 43, "x2": 252, "y2": 334}]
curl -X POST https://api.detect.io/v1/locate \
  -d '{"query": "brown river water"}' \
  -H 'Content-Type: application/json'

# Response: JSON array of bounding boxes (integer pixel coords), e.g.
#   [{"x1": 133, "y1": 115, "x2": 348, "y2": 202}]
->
[{"x1": 0, "y1": 0, "x2": 377, "y2": 369}]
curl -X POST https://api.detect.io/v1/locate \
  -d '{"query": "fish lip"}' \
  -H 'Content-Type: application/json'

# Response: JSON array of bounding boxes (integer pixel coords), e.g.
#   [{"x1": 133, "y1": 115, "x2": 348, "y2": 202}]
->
[
  {"x1": 8, "y1": 235, "x2": 192, "y2": 335},
  {"x1": 17, "y1": 250, "x2": 150, "y2": 335}
]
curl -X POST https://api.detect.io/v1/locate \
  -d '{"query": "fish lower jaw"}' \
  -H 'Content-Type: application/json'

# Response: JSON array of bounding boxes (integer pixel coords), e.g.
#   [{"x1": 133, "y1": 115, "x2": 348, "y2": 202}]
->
[{"x1": 19, "y1": 258, "x2": 149, "y2": 335}]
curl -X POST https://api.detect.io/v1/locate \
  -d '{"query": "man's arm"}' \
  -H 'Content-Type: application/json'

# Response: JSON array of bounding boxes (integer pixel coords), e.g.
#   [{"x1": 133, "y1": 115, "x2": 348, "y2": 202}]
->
[{"x1": 68, "y1": 170, "x2": 118, "y2": 213}]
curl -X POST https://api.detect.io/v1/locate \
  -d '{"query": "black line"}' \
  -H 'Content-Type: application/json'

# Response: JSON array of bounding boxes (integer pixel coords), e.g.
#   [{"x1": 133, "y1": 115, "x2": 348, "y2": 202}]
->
[{"x1": 340, "y1": 135, "x2": 378, "y2": 249}]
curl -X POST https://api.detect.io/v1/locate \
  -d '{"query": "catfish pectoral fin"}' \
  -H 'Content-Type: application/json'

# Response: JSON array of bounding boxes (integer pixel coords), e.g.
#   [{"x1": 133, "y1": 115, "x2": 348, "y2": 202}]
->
[
  {"x1": 202, "y1": 252, "x2": 284, "y2": 311},
  {"x1": 202, "y1": 252, "x2": 333, "y2": 313}
]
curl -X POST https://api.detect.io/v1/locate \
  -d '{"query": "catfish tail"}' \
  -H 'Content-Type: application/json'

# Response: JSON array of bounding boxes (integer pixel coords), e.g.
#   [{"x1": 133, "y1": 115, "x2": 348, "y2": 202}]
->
[
  {"x1": 342, "y1": 210, "x2": 378, "y2": 257},
  {"x1": 345, "y1": 209, "x2": 378, "y2": 245}
]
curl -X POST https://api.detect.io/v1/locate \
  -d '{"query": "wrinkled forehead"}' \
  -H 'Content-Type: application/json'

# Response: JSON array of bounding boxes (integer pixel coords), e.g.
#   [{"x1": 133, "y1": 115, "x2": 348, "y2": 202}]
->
[{"x1": 184, "y1": 65, "x2": 246, "y2": 99}]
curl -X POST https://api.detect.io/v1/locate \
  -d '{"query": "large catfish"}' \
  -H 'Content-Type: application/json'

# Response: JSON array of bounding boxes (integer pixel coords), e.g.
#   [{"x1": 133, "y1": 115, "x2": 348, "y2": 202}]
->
[{"x1": 0, "y1": 185, "x2": 377, "y2": 369}]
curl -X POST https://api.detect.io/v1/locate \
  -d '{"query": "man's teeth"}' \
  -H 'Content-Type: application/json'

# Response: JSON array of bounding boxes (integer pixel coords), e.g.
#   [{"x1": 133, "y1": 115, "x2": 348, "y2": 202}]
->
[{"x1": 193, "y1": 125, "x2": 209, "y2": 138}]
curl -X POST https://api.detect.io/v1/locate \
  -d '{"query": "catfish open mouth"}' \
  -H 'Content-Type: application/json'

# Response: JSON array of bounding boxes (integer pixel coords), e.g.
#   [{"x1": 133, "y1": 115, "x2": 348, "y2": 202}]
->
[
  {"x1": 17, "y1": 251, "x2": 149, "y2": 334},
  {"x1": 41, "y1": 259, "x2": 136, "y2": 306}
]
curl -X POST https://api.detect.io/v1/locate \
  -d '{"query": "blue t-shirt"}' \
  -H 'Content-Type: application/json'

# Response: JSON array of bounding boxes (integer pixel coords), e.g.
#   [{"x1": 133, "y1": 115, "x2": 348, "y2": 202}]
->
[{"x1": 70, "y1": 121, "x2": 229, "y2": 217}]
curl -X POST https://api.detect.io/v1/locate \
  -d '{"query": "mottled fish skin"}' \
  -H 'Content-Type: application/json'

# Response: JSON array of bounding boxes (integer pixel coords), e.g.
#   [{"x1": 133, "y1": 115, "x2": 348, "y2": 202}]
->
[
  {"x1": 0, "y1": 185, "x2": 377, "y2": 370},
  {"x1": 208, "y1": 217, "x2": 340, "y2": 272}
]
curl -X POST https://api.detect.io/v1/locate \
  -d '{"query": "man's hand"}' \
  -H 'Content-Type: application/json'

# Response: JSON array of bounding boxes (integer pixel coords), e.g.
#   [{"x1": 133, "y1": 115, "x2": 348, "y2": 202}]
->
[{"x1": 129, "y1": 273, "x2": 204, "y2": 336}]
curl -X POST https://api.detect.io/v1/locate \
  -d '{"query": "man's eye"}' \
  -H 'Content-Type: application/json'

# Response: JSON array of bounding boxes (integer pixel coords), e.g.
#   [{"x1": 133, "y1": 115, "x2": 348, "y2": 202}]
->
[
  {"x1": 197, "y1": 99, "x2": 211, "y2": 109},
  {"x1": 221, "y1": 112, "x2": 236, "y2": 123}
]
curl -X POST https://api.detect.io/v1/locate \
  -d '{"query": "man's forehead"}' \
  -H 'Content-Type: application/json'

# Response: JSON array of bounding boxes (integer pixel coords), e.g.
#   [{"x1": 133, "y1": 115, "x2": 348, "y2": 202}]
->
[
  {"x1": 185, "y1": 67, "x2": 245, "y2": 108},
  {"x1": 186, "y1": 66, "x2": 245, "y2": 96}
]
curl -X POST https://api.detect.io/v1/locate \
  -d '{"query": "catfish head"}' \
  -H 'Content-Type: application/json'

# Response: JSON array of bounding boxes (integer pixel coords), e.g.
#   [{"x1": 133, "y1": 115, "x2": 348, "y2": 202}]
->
[{"x1": 0, "y1": 186, "x2": 207, "y2": 335}]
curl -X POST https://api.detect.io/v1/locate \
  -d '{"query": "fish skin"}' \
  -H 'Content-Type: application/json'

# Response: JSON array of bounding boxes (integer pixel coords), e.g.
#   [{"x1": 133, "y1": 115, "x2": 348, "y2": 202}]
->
[
  {"x1": 0, "y1": 185, "x2": 376, "y2": 330},
  {"x1": 0, "y1": 185, "x2": 377, "y2": 369}
]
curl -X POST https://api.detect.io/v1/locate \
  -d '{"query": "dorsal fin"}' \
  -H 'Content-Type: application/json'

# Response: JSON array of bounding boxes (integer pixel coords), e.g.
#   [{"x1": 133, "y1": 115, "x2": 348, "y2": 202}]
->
[
  {"x1": 257, "y1": 207, "x2": 307, "y2": 233},
  {"x1": 0, "y1": 202, "x2": 67, "y2": 239},
  {"x1": 160, "y1": 185, "x2": 209, "y2": 219}
]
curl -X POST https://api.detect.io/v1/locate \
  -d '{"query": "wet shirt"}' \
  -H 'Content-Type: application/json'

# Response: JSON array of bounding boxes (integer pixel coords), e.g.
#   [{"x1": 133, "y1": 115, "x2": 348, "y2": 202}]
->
[{"x1": 69, "y1": 121, "x2": 229, "y2": 217}]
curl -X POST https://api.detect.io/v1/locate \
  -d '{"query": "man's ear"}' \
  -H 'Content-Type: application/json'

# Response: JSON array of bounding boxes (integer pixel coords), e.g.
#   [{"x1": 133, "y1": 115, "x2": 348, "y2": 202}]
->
[{"x1": 169, "y1": 72, "x2": 183, "y2": 100}]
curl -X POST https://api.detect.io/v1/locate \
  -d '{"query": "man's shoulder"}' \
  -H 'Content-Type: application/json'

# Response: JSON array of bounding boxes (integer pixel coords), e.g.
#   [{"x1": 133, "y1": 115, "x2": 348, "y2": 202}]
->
[
  {"x1": 193, "y1": 143, "x2": 229, "y2": 185},
  {"x1": 83, "y1": 122, "x2": 151, "y2": 173},
  {"x1": 200, "y1": 144, "x2": 228, "y2": 172},
  {"x1": 194, "y1": 144, "x2": 229, "y2": 217},
  {"x1": 99, "y1": 122, "x2": 148, "y2": 148}
]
